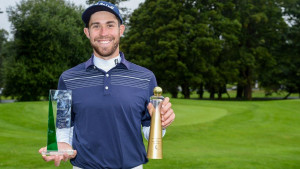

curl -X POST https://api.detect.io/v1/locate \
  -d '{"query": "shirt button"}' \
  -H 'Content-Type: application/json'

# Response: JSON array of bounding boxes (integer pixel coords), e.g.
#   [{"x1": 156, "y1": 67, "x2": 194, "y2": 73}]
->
[
  {"x1": 105, "y1": 86, "x2": 109, "y2": 90},
  {"x1": 106, "y1": 74, "x2": 109, "y2": 77}
]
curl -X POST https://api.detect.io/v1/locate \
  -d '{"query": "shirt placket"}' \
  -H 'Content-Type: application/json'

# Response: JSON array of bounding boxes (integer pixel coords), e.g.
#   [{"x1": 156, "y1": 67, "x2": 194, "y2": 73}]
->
[{"x1": 104, "y1": 72, "x2": 111, "y2": 95}]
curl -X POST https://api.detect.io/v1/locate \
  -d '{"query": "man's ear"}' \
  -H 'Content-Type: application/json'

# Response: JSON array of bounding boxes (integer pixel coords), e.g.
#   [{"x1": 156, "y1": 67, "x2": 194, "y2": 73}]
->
[
  {"x1": 119, "y1": 25, "x2": 125, "y2": 37},
  {"x1": 84, "y1": 27, "x2": 90, "y2": 39}
]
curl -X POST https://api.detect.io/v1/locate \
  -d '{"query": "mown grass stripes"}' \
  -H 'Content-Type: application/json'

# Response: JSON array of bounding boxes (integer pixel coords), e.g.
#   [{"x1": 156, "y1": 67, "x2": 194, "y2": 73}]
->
[{"x1": 0, "y1": 99, "x2": 299, "y2": 169}]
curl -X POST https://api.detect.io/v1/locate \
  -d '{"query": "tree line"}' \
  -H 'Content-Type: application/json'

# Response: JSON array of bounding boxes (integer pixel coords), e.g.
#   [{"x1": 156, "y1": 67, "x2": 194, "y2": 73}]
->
[{"x1": 0, "y1": 0, "x2": 299, "y2": 101}]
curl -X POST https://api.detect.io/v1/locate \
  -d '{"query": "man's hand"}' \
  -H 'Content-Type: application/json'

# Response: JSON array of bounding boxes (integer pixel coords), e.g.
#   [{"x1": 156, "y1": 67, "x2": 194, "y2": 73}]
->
[
  {"x1": 147, "y1": 97, "x2": 175, "y2": 128},
  {"x1": 38, "y1": 142, "x2": 77, "y2": 166}
]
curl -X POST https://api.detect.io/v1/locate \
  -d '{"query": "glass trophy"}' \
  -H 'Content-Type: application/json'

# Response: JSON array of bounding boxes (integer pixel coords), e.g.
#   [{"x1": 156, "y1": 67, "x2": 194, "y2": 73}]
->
[{"x1": 41, "y1": 89, "x2": 74, "y2": 156}]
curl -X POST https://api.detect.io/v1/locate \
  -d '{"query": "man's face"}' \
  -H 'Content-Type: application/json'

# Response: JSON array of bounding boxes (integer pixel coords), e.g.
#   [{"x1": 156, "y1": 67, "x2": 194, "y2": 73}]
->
[{"x1": 84, "y1": 11, "x2": 125, "y2": 59}]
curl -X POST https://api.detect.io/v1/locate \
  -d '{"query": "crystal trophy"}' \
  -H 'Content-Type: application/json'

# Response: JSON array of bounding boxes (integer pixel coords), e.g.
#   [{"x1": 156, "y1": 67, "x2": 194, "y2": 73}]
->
[
  {"x1": 41, "y1": 89, "x2": 74, "y2": 156},
  {"x1": 147, "y1": 86, "x2": 164, "y2": 159}
]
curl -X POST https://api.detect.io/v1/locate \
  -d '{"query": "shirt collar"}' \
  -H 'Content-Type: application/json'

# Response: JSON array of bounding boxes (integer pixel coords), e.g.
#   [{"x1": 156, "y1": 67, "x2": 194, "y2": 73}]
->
[{"x1": 85, "y1": 52, "x2": 130, "y2": 70}]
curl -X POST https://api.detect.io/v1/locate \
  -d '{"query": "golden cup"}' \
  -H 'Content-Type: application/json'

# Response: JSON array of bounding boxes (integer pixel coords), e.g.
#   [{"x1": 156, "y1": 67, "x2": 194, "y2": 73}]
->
[{"x1": 147, "y1": 86, "x2": 163, "y2": 159}]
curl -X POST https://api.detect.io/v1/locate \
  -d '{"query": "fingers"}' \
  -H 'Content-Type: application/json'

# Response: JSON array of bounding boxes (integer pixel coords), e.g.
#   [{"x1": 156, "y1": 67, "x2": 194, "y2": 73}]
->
[
  {"x1": 148, "y1": 97, "x2": 175, "y2": 128},
  {"x1": 161, "y1": 97, "x2": 170, "y2": 112},
  {"x1": 69, "y1": 150, "x2": 77, "y2": 159},
  {"x1": 41, "y1": 154, "x2": 69, "y2": 167},
  {"x1": 147, "y1": 102, "x2": 154, "y2": 116},
  {"x1": 162, "y1": 111, "x2": 175, "y2": 128},
  {"x1": 39, "y1": 147, "x2": 55, "y2": 163},
  {"x1": 161, "y1": 97, "x2": 175, "y2": 128},
  {"x1": 39, "y1": 144, "x2": 77, "y2": 167},
  {"x1": 54, "y1": 155, "x2": 63, "y2": 167},
  {"x1": 42, "y1": 155, "x2": 56, "y2": 162},
  {"x1": 62, "y1": 153, "x2": 69, "y2": 162},
  {"x1": 148, "y1": 97, "x2": 170, "y2": 116},
  {"x1": 161, "y1": 101, "x2": 171, "y2": 115},
  {"x1": 39, "y1": 147, "x2": 46, "y2": 154}
]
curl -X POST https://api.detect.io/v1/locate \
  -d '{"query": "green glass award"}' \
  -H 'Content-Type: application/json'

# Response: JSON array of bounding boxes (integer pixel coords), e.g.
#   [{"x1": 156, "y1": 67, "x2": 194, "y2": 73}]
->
[{"x1": 41, "y1": 90, "x2": 74, "y2": 156}]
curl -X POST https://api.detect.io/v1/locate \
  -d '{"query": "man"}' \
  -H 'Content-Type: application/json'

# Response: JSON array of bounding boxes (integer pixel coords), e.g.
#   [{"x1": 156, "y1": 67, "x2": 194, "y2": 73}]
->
[{"x1": 39, "y1": 1, "x2": 175, "y2": 169}]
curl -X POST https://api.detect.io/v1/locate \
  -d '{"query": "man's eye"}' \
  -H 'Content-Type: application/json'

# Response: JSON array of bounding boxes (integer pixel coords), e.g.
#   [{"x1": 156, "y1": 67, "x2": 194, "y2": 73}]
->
[
  {"x1": 92, "y1": 25, "x2": 99, "y2": 29},
  {"x1": 108, "y1": 24, "x2": 114, "y2": 28}
]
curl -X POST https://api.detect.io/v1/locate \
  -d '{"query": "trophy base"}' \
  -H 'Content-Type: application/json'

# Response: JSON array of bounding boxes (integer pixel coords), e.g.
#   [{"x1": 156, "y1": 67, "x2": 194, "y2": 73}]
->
[
  {"x1": 41, "y1": 150, "x2": 74, "y2": 156},
  {"x1": 147, "y1": 154, "x2": 163, "y2": 159}
]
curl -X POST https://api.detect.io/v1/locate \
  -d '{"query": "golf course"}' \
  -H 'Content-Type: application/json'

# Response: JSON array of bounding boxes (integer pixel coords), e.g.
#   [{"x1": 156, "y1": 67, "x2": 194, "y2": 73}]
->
[{"x1": 0, "y1": 98, "x2": 299, "y2": 169}]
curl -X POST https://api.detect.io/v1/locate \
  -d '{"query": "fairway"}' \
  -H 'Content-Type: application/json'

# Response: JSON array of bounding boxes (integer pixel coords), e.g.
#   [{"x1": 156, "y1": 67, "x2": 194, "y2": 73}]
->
[{"x1": 0, "y1": 99, "x2": 299, "y2": 169}]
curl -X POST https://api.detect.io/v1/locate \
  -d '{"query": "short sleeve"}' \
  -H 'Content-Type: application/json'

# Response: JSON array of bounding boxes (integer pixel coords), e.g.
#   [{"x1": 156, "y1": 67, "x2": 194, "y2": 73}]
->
[
  {"x1": 57, "y1": 74, "x2": 74, "y2": 127},
  {"x1": 57, "y1": 75, "x2": 67, "y2": 90},
  {"x1": 141, "y1": 72, "x2": 157, "y2": 127}
]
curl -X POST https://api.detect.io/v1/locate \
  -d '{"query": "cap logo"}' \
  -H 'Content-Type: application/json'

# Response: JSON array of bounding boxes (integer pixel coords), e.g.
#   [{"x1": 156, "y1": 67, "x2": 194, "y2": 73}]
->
[{"x1": 97, "y1": 2, "x2": 115, "y2": 10}]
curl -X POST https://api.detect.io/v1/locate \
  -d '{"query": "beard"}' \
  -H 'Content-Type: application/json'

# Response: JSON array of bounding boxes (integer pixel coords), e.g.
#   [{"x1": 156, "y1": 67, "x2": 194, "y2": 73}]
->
[{"x1": 91, "y1": 36, "x2": 120, "y2": 58}]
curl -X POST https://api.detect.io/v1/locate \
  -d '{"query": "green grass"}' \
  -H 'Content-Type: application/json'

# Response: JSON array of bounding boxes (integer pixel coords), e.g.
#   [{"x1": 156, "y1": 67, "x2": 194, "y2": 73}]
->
[
  {"x1": 145, "y1": 99, "x2": 300, "y2": 169},
  {"x1": 0, "y1": 99, "x2": 299, "y2": 169},
  {"x1": 169, "y1": 90, "x2": 300, "y2": 99}
]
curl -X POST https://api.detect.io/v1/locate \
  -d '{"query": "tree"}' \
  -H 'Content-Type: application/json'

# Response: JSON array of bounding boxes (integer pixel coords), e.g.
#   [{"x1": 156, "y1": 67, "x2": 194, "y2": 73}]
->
[
  {"x1": 123, "y1": 0, "x2": 289, "y2": 100},
  {"x1": 232, "y1": 0, "x2": 287, "y2": 100},
  {"x1": 122, "y1": 0, "x2": 203, "y2": 98},
  {"x1": 0, "y1": 29, "x2": 8, "y2": 88},
  {"x1": 3, "y1": 0, "x2": 91, "y2": 101},
  {"x1": 194, "y1": 0, "x2": 241, "y2": 99},
  {"x1": 284, "y1": 0, "x2": 300, "y2": 97},
  {"x1": 271, "y1": 0, "x2": 300, "y2": 98},
  {"x1": 122, "y1": 0, "x2": 241, "y2": 99}
]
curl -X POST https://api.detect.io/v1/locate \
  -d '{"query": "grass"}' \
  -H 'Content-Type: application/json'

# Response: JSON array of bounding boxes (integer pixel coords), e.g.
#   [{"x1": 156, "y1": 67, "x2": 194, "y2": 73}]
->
[
  {"x1": 169, "y1": 89, "x2": 300, "y2": 99},
  {"x1": 145, "y1": 99, "x2": 300, "y2": 169},
  {"x1": 0, "y1": 99, "x2": 299, "y2": 169},
  {"x1": 1, "y1": 89, "x2": 299, "y2": 102}
]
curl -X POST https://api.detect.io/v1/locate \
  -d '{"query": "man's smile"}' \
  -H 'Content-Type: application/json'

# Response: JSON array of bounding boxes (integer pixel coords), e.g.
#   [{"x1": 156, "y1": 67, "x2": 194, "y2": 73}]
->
[
  {"x1": 99, "y1": 40, "x2": 110, "y2": 44},
  {"x1": 95, "y1": 38, "x2": 113, "y2": 45}
]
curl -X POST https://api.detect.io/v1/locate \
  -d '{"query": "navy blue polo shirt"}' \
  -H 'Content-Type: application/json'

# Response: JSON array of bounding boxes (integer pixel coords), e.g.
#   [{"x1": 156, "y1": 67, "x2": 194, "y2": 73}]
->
[{"x1": 57, "y1": 52, "x2": 157, "y2": 169}]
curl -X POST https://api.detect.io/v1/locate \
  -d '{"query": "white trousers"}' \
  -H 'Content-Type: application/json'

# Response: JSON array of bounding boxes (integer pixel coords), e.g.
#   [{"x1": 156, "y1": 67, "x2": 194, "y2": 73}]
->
[{"x1": 73, "y1": 164, "x2": 143, "y2": 169}]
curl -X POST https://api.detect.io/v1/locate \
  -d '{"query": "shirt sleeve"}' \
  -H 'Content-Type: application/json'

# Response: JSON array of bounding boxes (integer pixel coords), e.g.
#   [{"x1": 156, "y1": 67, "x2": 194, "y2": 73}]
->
[
  {"x1": 57, "y1": 127, "x2": 73, "y2": 145},
  {"x1": 141, "y1": 72, "x2": 157, "y2": 127},
  {"x1": 57, "y1": 75, "x2": 67, "y2": 90},
  {"x1": 56, "y1": 74, "x2": 74, "y2": 146}
]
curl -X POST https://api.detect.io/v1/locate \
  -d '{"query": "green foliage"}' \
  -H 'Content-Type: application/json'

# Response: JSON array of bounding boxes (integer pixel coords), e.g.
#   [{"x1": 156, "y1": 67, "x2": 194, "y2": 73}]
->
[
  {"x1": 122, "y1": 0, "x2": 241, "y2": 99},
  {"x1": 224, "y1": 0, "x2": 288, "y2": 100},
  {"x1": 0, "y1": 29, "x2": 8, "y2": 51},
  {"x1": 0, "y1": 29, "x2": 9, "y2": 87},
  {"x1": 121, "y1": 0, "x2": 293, "y2": 100},
  {"x1": 0, "y1": 99, "x2": 299, "y2": 168},
  {"x1": 122, "y1": 0, "x2": 182, "y2": 97},
  {"x1": 2, "y1": 0, "x2": 300, "y2": 100},
  {"x1": 256, "y1": 0, "x2": 300, "y2": 97},
  {"x1": 3, "y1": 0, "x2": 91, "y2": 101},
  {"x1": 277, "y1": 0, "x2": 300, "y2": 95}
]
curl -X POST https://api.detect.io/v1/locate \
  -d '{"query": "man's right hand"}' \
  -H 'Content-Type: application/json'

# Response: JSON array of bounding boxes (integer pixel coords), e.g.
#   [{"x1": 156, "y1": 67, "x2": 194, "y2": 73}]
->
[{"x1": 39, "y1": 142, "x2": 77, "y2": 166}]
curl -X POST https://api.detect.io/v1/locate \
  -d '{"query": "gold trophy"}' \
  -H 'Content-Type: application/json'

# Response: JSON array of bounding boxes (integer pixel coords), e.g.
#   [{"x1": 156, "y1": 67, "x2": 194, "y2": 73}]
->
[{"x1": 147, "y1": 86, "x2": 164, "y2": 159}]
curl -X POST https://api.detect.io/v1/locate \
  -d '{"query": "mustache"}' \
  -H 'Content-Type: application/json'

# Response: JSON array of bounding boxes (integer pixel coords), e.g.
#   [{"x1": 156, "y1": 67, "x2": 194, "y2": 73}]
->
[{"x1": 94, "y1": 36, "x2": 114, "y2": 41}]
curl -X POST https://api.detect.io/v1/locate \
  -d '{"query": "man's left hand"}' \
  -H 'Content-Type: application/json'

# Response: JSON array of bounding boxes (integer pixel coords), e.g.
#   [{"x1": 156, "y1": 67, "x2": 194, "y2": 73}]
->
[{"x1": 147, "y1": 97, "x2": 175, "y2": 128}]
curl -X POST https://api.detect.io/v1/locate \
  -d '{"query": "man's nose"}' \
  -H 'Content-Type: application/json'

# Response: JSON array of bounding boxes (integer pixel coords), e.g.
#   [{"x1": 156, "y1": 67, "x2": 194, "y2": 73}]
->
[{"x1": 99, "y1": 26, "x2": 108, "y2": 36}]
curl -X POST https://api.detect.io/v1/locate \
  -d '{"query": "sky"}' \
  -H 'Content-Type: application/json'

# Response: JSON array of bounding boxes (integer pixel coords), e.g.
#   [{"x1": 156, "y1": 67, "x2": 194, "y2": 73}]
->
[{"x1": 0, "y1": 0, "x2": 144, "y2": 39}]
